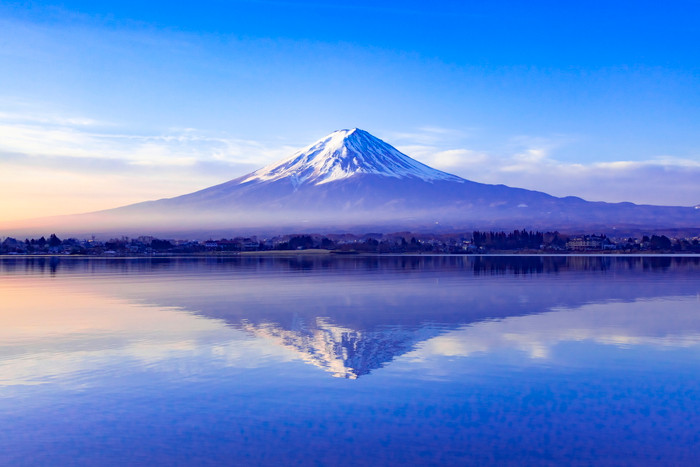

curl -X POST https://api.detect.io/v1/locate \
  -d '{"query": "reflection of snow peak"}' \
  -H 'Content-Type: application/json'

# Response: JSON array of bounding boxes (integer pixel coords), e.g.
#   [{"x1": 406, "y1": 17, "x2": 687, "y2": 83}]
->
[
  {"x1": 237, "y1": 296, "x2": 700, "y2": 379},
  {"x1": 242, "y1": 128, "x2": 463, "y2": 186},
  {"x1": 239, "y1": 317, "x2": 445, "y2": 379}
]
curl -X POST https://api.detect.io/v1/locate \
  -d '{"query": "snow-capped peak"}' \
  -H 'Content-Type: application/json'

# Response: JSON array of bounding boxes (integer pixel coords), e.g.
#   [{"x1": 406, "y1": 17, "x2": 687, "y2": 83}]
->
[{"x1": 241, "y1": 128, "x2": 464, "y2": 186}]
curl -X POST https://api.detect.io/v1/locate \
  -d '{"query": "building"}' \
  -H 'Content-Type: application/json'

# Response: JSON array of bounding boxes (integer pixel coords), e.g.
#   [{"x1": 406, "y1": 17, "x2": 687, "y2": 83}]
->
[{"x1": 566, "y1": 235, "x2": 607, "y2": 251}]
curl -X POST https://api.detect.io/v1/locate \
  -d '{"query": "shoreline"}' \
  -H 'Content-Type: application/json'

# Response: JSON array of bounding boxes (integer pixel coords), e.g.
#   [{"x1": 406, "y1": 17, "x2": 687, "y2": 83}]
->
[{"x1": 2, "y1": 251, "x2": 698, "y2": 259}]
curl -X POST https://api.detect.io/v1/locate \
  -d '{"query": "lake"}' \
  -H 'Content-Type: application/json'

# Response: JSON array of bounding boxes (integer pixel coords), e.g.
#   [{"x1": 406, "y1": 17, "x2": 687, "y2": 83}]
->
[{"x1": 1, "y1": 255, "x2": 699, "y2": 465}]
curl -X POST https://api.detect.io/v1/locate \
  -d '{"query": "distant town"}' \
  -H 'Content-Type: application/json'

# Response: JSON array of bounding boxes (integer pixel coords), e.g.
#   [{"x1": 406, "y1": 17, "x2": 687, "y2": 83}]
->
[{"x1": 1, "y1": 230, "x2": 699, "y2": 255}]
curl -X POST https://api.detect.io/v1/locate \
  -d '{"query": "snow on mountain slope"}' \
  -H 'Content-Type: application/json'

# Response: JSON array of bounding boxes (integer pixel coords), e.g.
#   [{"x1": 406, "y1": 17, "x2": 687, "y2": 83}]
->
[
  {"x1": 8, "y1": 127, "x2": 696, "y2": 236},
  {"x1": 85, "y1": 127, "x2": 695, "y2": 232},
  {"x1": 241, "y1": 128, "x2": 464, "y2": 186}
]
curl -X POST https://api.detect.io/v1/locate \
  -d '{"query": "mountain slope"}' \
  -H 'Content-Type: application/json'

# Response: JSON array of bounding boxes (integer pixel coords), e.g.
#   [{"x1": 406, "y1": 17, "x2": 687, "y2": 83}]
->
[
  {"x1": 4, "y1": 128, "x2": 698, "y2": 235},
  {"x1": 106, "y1": 128, "x2": 695, "y2": 232},
  {"x1": 120, "y1": 128, "x2": 561, "y2": 213},
  {"x1": 242, "y1": 128, "x2": 464, "y2": 185}
]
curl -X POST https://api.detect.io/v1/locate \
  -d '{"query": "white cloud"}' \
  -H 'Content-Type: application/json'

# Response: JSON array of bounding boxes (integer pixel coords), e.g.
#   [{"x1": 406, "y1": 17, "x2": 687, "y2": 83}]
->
[
  {"x1": 0, "y1": 279, "x2": 296, "y2": 387},
  {"x1": 395, "y1": 130, "x2": 700, "y2": 206},
  {"x1": 1, "y1": 114, "x2": 699, "y2": 222},
  {"x1": 412, "y1": 148, "x2": 489, "y2": 168},
  {"x1": 385, "y1": 126, "x2": 476, "y2": 145},
  {"x1": 0, "y1": 110, "x2": 102, "y2": 127},
  {"x1": 407, "y1": 296, "x2": 700, "y2": 365},
  {"x1": 493, "y1": 156, "x2": 700, "y2": 206},
  {"x1": 0, "y1": 116, "x2": 284, "y2": 168},
  {"x1": 0, "y1": 109, "x2": 297, "y2": 220}
]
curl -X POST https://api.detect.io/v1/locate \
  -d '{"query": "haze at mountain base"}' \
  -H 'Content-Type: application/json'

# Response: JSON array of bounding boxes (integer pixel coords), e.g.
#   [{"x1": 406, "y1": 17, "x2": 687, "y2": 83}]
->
[{"x1": 2, "y1": 129, "x2": 698, "y2": 237}]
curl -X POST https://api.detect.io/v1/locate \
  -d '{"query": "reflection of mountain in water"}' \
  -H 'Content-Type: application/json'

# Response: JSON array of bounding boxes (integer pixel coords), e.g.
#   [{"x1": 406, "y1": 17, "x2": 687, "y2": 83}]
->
[
  {"x1": 5, "y1": 254, "x2": 697, "y2": 277},
  {"x1": 239, "y1": 318, "x2": 448, "y2": 378},
  {"x1": 2, "y1": 255, "x2": 698, "y2": 378},
  {"x1": 5, "y1": 254, "x2": 698, "y2": 279}
]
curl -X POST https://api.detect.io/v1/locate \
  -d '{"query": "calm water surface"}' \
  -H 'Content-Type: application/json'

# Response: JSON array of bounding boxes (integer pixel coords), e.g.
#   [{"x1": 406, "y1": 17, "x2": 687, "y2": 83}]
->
[{"x1": 1, "y1": 255, "x2": 699, "y2": 465}]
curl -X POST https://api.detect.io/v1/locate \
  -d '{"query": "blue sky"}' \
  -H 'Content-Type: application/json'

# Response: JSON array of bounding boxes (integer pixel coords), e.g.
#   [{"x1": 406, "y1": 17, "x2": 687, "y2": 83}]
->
[{"x1": 1, "y1": 0, "x2": 699, "y2": 221}]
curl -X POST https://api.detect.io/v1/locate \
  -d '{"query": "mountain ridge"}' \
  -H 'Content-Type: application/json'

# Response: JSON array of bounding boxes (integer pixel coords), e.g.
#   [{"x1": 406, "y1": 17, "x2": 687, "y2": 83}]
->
[{"x1": 2, "y1": 128, "x2": 698, "y2": 236}]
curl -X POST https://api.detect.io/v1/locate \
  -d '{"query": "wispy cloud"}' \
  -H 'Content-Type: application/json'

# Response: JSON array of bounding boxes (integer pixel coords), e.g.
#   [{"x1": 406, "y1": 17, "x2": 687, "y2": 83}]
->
[
  {"x1": 0, "y1": 110, "x2": 102, "y2": 127},
  {"x1": 385, "y1": 126, "x2": 476, "y2": 146},
  {"x1": 408, "y1": 297, "x2": 700, "y2": 365},
  {"x1": 0, "y1": 109, "x2": 296, "y2": 221},
  {"x1": 0, "y1": 110, "x2": 291, "y2": 172},
  {"x1": 396, "y1": 130, "x2": 700, "y2": 207},
  {"x1": 2, "y1": 114, "x2": 699, "y2": 222}
]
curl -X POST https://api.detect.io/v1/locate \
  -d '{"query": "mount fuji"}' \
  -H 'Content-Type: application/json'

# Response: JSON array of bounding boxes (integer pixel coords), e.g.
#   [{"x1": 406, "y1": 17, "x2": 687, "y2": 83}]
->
[{"x1": 7, "y1": 128, "x2": 699, "y2": 235}]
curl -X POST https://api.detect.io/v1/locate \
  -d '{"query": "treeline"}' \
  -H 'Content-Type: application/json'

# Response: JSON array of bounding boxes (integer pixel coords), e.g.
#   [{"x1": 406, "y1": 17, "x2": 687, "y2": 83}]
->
[
  {"x1": 0, "y1": 234, "x2": 202, "y2": 255},
  {"x1": 2, "y1": 230, "x2": 699, "y2": 255}
]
